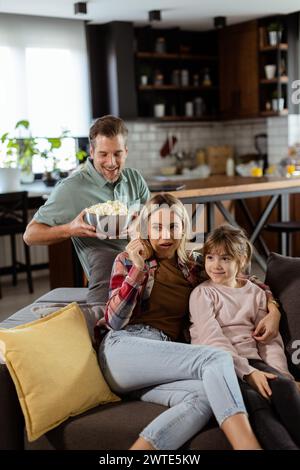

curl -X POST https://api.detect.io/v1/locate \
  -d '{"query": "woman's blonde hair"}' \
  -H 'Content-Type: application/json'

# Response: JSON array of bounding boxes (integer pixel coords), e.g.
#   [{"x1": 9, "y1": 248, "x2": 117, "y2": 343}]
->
[
  {"x1": 203, "y1": 223, "x2": 253, "y2": 273},
  {"x1": 136, "y1": 193, "x2": 191, "y2": 264}
]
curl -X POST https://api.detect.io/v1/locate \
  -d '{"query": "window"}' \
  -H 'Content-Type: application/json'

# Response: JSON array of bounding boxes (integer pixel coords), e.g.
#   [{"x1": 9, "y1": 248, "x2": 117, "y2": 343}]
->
[{"x1": 0, "y1": 14, "x2": 91, "y2": 171}]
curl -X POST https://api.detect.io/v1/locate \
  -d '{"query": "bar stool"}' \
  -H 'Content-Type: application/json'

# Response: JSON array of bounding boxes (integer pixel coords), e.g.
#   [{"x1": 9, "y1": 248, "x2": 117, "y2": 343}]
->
[
  {"x1": 0, "y1": 191, "x2": 33, "y2": 295},
  {"x1": 264, "y1": 221, "x2": 300, "y2": 256}
]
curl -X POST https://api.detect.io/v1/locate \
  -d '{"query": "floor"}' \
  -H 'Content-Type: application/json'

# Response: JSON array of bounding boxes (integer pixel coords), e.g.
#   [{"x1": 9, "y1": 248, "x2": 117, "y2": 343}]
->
[
  {"x1": 0, "y1": 271, "x2": 50, "y2": 322},
  {"x1": 0, "y1": 262, "x2": 265, "y2": 324}
]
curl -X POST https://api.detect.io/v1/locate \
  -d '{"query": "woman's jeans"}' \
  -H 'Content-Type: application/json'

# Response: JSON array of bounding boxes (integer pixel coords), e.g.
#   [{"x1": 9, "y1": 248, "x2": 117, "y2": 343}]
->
[{"x1": 99, "y1": 325, "x2": 246, "y2": 450}]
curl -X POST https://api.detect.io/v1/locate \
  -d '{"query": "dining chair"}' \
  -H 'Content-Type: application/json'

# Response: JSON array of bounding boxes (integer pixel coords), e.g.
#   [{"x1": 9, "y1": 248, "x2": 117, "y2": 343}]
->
[{"x1": 0, "y1": 191, "x2": 33, "y2": 295}]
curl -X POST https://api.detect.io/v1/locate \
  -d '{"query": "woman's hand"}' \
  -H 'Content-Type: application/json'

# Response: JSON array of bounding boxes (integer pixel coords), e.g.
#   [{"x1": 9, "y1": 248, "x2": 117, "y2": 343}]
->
[
  {"x1": 245, "y1": 369, "x2": 277, "y2": 399},
  {"x1": 125, "y1": 239, "x2": 150, "y2": 270},
  {"x1": 253, "y1": 303, "x2": 280, "y2": 343}
]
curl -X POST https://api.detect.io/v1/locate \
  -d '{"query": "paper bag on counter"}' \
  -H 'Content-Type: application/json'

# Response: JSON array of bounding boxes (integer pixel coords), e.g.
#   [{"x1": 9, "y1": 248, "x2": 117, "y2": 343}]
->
[{"x1": 206, "y1": 146, "x2": 234, "y2": 175}]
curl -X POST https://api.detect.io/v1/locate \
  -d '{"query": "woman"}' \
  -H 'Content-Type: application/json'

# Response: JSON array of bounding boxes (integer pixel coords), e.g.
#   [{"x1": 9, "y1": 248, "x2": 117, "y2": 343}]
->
[{"x1": 98, "y1": 193, "x2": 280, "y2": 450}]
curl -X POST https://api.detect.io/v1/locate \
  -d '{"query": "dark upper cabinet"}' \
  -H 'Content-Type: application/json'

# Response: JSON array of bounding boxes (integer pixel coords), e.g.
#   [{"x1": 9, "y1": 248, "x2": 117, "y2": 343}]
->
[
  {"x1": 134, "y1": 27, "x2": 219, "y2": 120},
  {"x1": 219, "y1": 21, "x2": 259, "y2": 119},
  {"x1": 86, "y1": 22, "x2": 138, "y2": 119}
]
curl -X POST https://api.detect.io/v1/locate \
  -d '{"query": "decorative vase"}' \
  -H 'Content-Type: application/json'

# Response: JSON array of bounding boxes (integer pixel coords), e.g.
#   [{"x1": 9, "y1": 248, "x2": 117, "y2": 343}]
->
[
  {"x1": 0, "y1": 168, "x2": 21, "y2": 192},
  {"x1": 20, "y1": 168, "x2": 35, "y2": 184},
  {"x1": 268, "y1": 31, "x2": 282, "y2": 46}
]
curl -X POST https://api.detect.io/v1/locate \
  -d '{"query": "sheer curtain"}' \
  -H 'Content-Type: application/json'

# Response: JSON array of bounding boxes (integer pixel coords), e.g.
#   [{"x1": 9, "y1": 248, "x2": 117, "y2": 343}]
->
[{"x1": 0, "y1": 13, "x2": 91, "y2": 138}]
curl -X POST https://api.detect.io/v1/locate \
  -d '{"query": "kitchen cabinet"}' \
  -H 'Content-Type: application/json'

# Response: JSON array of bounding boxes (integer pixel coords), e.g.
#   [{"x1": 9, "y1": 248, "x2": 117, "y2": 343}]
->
[
  {"x1": 258, "y1": 13, "x2": 299, "y2": 116},
  {"x1": 258, "y1": 16, "x2": 289, "y2": 116},
  {"x1": 219, "y1": 21, "x2": 259, "y2": 119},
  {"x1": 86, "y1": 22, "x2": 138, "y2": 119},
  {"x1": 134, "y1": 27, "x2": 219, "y2": 120}
]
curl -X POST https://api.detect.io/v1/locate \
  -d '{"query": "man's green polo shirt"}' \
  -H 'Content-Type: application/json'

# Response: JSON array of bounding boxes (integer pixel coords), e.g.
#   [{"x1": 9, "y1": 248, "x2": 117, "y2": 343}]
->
[{"x1": 34, "y1": 159, "x2": 150, "y2": 277}]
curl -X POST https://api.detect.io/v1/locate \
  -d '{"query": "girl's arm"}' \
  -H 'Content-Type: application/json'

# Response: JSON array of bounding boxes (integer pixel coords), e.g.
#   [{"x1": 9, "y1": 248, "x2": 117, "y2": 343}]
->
[
  {"x1": 248, "y1": 275, "x2": 280, "y2": 341},
  {"x1": 104, "y1": 253, "x2": 148, "y2": 330},
  {"x1": 189, "y1": 287, "x2": 256, "y2": 380}
]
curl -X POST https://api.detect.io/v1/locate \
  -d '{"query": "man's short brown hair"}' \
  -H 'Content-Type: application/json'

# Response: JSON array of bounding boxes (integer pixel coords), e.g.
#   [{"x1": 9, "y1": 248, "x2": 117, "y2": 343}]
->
[{"x1": 89, "y1": 115, "x2": 128, "y2": 149}]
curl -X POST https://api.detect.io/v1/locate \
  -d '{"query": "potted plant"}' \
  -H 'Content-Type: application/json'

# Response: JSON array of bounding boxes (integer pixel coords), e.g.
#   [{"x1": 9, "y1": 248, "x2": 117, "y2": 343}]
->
[
  {"x1": 0, "y1": 120, "x2": 39, "y2": 183},
  {"x1": 139, "y1": 64, "x2": 151, "y2": 86},
  {"x1": 40, "y1": 131, "x2": 88, "y2": 186},
  {"x1": 267, "y1": 22, "x2": 283, "y2": 46}
]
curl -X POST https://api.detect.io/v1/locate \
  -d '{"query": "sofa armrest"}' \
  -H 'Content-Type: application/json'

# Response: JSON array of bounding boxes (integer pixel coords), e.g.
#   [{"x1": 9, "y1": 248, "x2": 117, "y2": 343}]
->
[{"x1": 0, "y1": 363, "x2": 24, "y2": 449}]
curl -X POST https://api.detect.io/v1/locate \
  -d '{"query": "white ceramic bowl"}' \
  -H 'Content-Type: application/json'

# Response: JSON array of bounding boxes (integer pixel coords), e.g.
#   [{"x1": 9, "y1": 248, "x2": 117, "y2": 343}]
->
[{"x1": 84, "y1": 212, "x2": 129, "y2": 238}]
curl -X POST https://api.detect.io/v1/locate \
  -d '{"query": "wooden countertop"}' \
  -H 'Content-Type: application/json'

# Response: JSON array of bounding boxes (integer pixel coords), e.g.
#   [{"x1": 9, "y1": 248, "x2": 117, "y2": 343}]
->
[{"x1": 148, "y1": 175, "x2": 300, "y2": 199}]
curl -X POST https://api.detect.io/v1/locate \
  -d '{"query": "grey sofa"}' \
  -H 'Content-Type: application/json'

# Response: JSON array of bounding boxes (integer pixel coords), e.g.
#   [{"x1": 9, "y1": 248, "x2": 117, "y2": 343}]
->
[{"x1": 1, "y1": 252, "x2": 299, "y2": 450}]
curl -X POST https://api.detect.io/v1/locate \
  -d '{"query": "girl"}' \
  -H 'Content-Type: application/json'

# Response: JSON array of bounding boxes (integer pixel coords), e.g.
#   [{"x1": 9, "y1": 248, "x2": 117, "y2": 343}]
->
[
  {"x1": 190, "y1": 223, "x2": 300, "y2": 450},
  {"x1": 98, "y1": 194, "x2": 278, "y2": 450}
]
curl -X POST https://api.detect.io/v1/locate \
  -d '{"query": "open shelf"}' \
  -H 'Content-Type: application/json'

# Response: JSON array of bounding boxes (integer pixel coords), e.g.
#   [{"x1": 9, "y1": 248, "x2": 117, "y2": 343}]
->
[
  {"x1": 139, "y1": 85, "x2": 218, "y2": 91},
  {"x1": 260, "y1": 109, "x2": 288, "y2": 117},
  {"x1": 259, "y1": 44, "x2": 288, "y2": 52},
  {"x1": 260, "y1": 76, "x2": 288, "y2": 84},
  {"x1": 135, "y1": 27, "x2": 219, "y2": 119},
  {"x1": 136, "y1": 52, "x2": 218, "y2": 61}
]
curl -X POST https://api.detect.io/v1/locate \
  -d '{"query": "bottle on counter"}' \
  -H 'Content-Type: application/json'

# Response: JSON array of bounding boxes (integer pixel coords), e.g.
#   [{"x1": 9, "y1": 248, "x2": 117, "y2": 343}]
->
[{"x1": 226, "y1": 157, "x2": 235, "y2": 177}]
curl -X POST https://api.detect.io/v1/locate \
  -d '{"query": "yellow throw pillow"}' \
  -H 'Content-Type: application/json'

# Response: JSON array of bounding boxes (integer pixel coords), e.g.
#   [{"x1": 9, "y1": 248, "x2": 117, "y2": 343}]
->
[{"x1": 0, "y1": 302, "x2": 120, "y2": 442}]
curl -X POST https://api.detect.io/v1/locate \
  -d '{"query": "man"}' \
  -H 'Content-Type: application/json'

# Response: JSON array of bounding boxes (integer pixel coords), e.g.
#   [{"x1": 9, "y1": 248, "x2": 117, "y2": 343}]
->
[{"x1": 24, "y1": 115, "x2": 150, "y2": 300}]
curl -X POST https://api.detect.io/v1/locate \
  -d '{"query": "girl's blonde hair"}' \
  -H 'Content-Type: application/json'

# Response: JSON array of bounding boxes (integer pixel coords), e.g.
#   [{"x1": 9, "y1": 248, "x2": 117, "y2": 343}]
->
[
  {"x1": 203, "y1": 223, "x2": 253, "y2": 273},
  {"x1": 136, "y1": 193, "x2": 191, "y2": 264}
]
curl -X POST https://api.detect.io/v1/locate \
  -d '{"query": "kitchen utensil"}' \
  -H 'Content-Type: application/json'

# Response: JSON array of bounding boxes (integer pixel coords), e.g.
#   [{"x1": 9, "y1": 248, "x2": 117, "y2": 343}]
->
[
  {"x1": 254, "y1": 133, "x2": 268, "y2": 171},
  {"x1": 160, "y1": 135, "x2": 178, "y2": 157}
]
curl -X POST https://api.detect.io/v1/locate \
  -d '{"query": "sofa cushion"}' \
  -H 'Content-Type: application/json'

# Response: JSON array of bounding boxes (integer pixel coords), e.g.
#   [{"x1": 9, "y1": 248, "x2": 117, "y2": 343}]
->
[
  {"x1": 86, "y1": 246, "x2": 119, "y2": 304},
  {"x1": 0, "y1": 302, "x2": 120, "y2": 442},
  {"x1": 35, "y1": 288, "x2": 89, "y2": 304},
  {"x1": 265, "y1": 252, "x2": 300, "y2": 380},
  {"x1": 24, "y1": 400, "x2": 230, "y2": 450}
]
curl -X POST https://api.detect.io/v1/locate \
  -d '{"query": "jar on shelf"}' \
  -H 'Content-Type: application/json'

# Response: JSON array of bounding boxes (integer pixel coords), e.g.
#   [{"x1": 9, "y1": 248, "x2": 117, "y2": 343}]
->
[
  {"x1": 193, "y1": 74, "x2": 200, "y2": 87},
  {"x1": 181, "y1": 69, "x2": 189, "y2": 87},
  {"x1": 154, "y1": 72, "x2": 164, "y2": 86},
  {"x1": 202, "y1": 68, "x2": 212, "y2": 87},
  {"x1": 155, "y1": 37, "x2": 166, "y2": 54},
  {"x1": 185, "y1": 101, "x2": 193, "y2": 117},
  {"x1": 171, "y1": 70, "x2": 180, "y2": 86},
  {"x1": 194, "y1": 97, "x2": 205, "y2": 117}
]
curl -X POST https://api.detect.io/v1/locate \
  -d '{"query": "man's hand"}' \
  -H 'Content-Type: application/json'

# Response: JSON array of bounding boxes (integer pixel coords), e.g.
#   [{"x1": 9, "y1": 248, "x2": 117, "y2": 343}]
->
[
  {"x1": 245, "y1": 369, "x2": 277, "y2": 399},
  {"x1": 67, "y1": 210, "x2": 98, "y2": 238},
  {"x1": 253, "y1": 303, "x2": 280, "y2": 343},
  {"x1": 125, "y1": 239, "x2": 148, "y2": 270}
]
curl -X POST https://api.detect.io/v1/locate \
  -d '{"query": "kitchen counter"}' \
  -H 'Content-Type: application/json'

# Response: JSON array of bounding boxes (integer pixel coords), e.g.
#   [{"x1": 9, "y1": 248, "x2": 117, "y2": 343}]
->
[
  {"x1": 148, "y1": 175, "x2": 300, "y2": 199},
  {"x1": 147, "y1": 175, "x2": 300, "y2": 270}
]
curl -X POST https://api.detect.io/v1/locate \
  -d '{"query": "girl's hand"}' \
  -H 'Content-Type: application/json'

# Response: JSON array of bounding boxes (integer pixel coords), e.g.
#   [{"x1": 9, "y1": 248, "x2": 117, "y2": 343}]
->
[
  {"x1": 245, "y1": 369, "x2": 277, "y2": 399},
  {"x1": 253, "y1": 303, "x2": 280, "y2": 343},
  {"x1": 125, "y1": 239, "x2": 150, "y2": 270}
]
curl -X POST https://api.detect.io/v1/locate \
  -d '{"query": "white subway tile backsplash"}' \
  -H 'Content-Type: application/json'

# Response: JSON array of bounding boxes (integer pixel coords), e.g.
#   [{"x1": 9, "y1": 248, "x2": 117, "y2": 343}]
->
[{"x1": 125, "y1": 117, "x2": 296, "y2": 174}]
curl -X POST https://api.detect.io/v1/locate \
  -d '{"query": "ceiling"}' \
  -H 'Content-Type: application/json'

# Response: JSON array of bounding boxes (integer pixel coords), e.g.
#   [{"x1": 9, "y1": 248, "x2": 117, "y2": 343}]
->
[{"x1": 0, "y1": 0, "x2": 299, "y2": 30}]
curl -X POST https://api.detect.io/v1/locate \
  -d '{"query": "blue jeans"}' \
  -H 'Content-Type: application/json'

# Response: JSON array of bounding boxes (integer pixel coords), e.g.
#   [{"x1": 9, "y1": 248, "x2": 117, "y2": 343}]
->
[{"x1": 99, "y1": 324, "x2": 246, "y2": 450}]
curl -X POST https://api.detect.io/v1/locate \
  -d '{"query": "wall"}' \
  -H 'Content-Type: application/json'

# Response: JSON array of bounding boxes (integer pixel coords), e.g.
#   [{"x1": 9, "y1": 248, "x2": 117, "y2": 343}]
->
[
  {"x1": 126, "y1": 119, "x2": 269, "y2": 177},
  {"x1": 125, "y1": 116, "x2": 295, "y2": 177}
]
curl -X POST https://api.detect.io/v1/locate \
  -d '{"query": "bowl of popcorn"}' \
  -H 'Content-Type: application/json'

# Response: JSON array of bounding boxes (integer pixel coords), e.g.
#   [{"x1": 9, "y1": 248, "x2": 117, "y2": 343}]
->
[{"x1": 84, "y1": 200, "x2": 129, "y2": 237}]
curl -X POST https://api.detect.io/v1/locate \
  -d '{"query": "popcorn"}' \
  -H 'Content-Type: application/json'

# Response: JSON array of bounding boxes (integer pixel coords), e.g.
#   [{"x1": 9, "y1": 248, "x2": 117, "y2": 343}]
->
[{"x1": 85, "y1": 200, "x2": 128, "y2": 216}]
